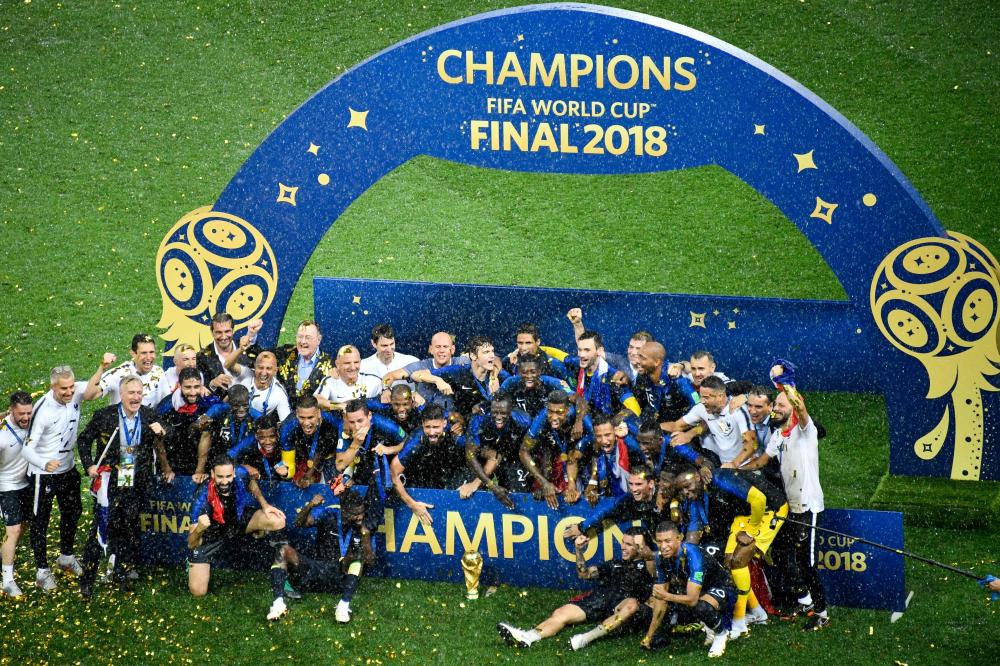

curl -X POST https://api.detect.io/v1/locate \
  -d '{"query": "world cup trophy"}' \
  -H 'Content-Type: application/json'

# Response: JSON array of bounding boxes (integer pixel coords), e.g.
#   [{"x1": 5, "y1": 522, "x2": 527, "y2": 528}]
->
[{"x1": 461, "y1": 550, "x2": 483, "y2": 600}]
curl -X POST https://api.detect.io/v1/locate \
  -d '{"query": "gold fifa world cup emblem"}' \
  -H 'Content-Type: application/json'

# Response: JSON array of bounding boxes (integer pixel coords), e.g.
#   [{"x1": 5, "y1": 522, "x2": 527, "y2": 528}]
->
[
  {"x1": 154, "y1": 206, "x2": 278, "y2": 356},
  {"x1": 461, "y1": 550, "x2": 484, "y2": 600},
  {"x1": 870, "y1": 231, "x2": 999, "y2": 480}
]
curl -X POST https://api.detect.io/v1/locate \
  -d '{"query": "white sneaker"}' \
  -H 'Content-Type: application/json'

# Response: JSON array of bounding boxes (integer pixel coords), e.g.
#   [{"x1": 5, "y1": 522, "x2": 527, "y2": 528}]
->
[
  {"x1": 569, "y1": 634, "x2": 587, "y2": 651},
  {"x1": 35, "y1": 569, "x2": 57, "y2": 593},
  {"x1": 746, "y1": 605, "x2": 769, "y2": 625},
  {"x1": 497, "y1": 622, "x2": 535, "y2": 648},
  {"x1": 708, "y1": 631, "x2": 728, "y2": 658},
  {"x1": 266, "y1": 597, "x2": 288, "y2": 621},
  {"x1": 2, "y1": 580, "x2": 23, "y2": 598},
  {"x1": 335, "y1": 603, "x2": 351, "y2": 624},
  {"x1": 57, "y1": 555, "x2": 83, "y2": 577},
  {"x1": 729, "y1": 619, "x2": 750, "y2": 640}
]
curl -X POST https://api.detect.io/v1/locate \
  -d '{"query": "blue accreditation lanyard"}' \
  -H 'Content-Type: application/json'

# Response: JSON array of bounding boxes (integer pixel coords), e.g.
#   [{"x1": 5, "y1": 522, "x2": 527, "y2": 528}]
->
[
  {"x1": 335, "y1": 509, "x2": 354, "y2": 559},
  {"x1": 119, "y1": 405, "x2": 141, "y2": 452},
  {"x1": 230, "y1": 416, "x2": 247, "y2": 444},
  {"x1": 3, "y1": 419, "x2": 24, "y2": 447},
  {"x1": 258, "y1": 445, "x2": 274, "y2": 480},
  {"x1": 308, "y1": 429, "x2": 320, "y2": 462},
  {"x1": 251, "y1": 383, "x2": 274, "y2": 415}
]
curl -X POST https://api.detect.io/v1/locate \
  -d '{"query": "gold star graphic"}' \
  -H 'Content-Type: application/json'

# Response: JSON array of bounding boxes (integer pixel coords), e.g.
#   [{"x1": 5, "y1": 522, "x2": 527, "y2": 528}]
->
[
  {"x1": 753, "y1": 124, "x2": 766, "y2": 135},
  {"x1": 689, "y1": 312, "x2": 707, "y2": 328},
  {"x1": 732, "y1": 307, "x2": 740, "y2": 314},
  {"x1": 348, "y1": 107, "x2": 369, "y2": 131},
  {"x1": 727, "y1": 321, "x2": 737, "y2": 330},
  {"x1": 352, "y1": 295, "x2": 361, "y2": 304},
  {"x1": 276, "y1": 183, "x2": 299, "y2": 206},
  {"x1": 307, "y1": 142, "x2": 320, "y2": 156},
  {"x1": 517, "y1": 34, "x2": 524, "y2": 42},
  {"x1": 810, "y1": 196, "x2": 838, "y2": 224},
  {"x1": 712, "y1": 309, "x2": 720, "y2": 316},
  {"x1": 793, "y1": 150, "x2": 817, "y2": 172}
]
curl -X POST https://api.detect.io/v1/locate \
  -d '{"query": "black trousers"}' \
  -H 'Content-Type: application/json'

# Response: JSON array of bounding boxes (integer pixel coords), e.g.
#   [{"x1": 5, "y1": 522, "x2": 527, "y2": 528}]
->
[
  {"x1": 81, "y1": 483, "x2": 144, "y2": 582},
  {"x1": 29, "y1": 468, "x2": 83, "y2": 569},
  {"x1": 773, "y1": 509, "x2": 827, "y2": 612}
]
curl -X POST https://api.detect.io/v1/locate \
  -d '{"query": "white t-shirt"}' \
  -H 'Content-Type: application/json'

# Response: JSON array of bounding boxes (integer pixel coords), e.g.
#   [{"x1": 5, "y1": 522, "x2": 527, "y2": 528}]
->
[
  {"x1": 239, "y1": 377, "x2": 291, "y2": 421},
  {"x1": 681, "y1": 401, "x2": 748, "y2": 464},
  {"x1": 359, "y1": 352, "x2": 419, "y2": 380},
  {"x1": 22, "y1": 381, "x2": 88, "y2": 475},
  {"x1": 765, "y1": 417, "x2": 824, "y2": 514},
  {"x1": 314, "y1": 374, "x2": 382, "y2": 406},
  {"x1": 0, "y1": 416, "x2": 29, "y2": 491},
  {"x1": 99, "y1": 361, "x2": 171, "y2": 408}
]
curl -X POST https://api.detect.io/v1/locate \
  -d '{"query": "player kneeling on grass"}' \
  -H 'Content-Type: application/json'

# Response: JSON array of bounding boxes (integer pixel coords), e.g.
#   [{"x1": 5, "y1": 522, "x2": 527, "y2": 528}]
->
[
  {"x1": 639, "y1": 521, "x2": 735, "y2": 658},
  {"x1": 267, "y1": 489, "x2": 366, "y2": 622},
  {"x1": 497, "y1": 528, "x2": 652, "y2": 650},
  {"x1": 187, "y1": 454, "x2": 286, "y2": 597}
]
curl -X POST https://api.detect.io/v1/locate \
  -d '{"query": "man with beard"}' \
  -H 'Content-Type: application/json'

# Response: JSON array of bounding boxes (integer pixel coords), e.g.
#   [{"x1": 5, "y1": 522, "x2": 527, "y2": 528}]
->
[
  {"x1": 497, "y1": 354, "x2": 571, "y2": 417},
  {"x1": 565, "y1": 307, "x2": 653, "y2": 385},
  {"x1": 0, "y1": 392, "x2": 34, "y2": 598},
  {"x1": 94, "y1": 333, "x2": 171, "y2": 407},
  {"x1": 632, "y1": 342, "x2": 699, "y2": 429},
  {"x1": 267, "y1": 489, "x2": 366, "y2": 623},
  {"x1": 272, "y1": 320, "x2": 335, "y2": 402},
  {"x1": 519, "y1": 391, "x2": 592, "y2": 509},
  {"x1": 187, "y1": 454, "x2": 286, "y2": 597},
  {"x1": 314, "y1": 345, "x2": 382, "y2": 412},
  {"x1": 197, "y1": 313, "x2": 258, "y2": 395},
  {"x1": 367, "y1": 384, "x2": 422, "y2": 435},
  {"x1": 277, "y1": 394, "x2": 341, "y2": 487},
  {"x1": 159, "y1": 367, "x2": 219, "y2": 479},
  {"x1": 77, "y1": 375, "x2": 171, "y2": 596},
  {"x1": 389, "y1": 405, "x2": 467, "y2": 525},
  {"x1": 498, "y1": 528, "x2": 652, "y2": 650},
  {"x1": 229, "y1": 413, "x2": 286, "y2": 484},
  {"x1": 464, "y1": 395, "x2": 531, "y2": 508},
  {"x1": 740, "y1": 361, "x2": 829, "y2": 630},
  {"x1": 562, "y1": 330, "x2": 639, "y2": 424},
  {"x1": 412, "y1": 336, "x2": 509, "y2": 419}
]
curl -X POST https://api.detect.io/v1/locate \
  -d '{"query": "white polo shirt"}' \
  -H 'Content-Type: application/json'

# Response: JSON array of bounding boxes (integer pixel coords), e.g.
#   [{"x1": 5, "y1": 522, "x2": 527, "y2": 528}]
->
[
  {"x1": 314, "y1": 374, "x2": 382, "y2": 406},
  {"x1": 681, "y1": 401, "x2": 748, "y2": 464},
  {"x1": 22, "y1": 382, "x2": 88, "y2": 475},
  {"x1": 359, "y1": 352, "x2": 419, "y2": 380},
  {"x1": 765, "y1": 417, "x2": 824, "y2": 514},
  {"x1": 0, "y1": 416, "x2": 29, "y2": 491},
  {"x1": 239, "y1": 377, "x2": 291, "y2": 421},
  {"x1": 99, "y1": 361, "x2": 171, "y2": 407}
]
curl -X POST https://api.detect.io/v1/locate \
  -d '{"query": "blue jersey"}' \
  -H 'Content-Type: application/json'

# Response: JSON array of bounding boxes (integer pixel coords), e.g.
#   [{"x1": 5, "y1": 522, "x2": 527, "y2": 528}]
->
[
  {"x1": 497, "y1": 374, "x2": 570, "y2": 416},
  {"x1": 527, "y1": 406, "x2": 593, "y2": 456},
  {"x1": 431, "y1": 365, "x2": 511, "y2": 416},
  {"x1": 191, "y1": 466, "x2": 255, "y2": 526},
  {"x1": 632, "y1": 370, "x2": 698, "y2": 423},
  {"x1": 466, "y1": 408, "x2": 532, "y2": 461},
  {"x1": 656, "y1": 541, "x2": 732, "y2": 592}
]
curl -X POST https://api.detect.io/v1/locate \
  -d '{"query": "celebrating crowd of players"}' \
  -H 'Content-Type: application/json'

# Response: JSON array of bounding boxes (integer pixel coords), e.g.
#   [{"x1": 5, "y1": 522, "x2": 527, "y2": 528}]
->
[{"x1": 0, "y1": 307, "x2": 829, "y2": 657}]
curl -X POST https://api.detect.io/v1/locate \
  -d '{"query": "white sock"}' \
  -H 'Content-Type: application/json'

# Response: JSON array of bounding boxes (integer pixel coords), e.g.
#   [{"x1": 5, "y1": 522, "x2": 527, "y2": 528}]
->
[
  {"x1": 336, "y1": 600, "x2": 350, "y2": 612},
  {"x1": 525, "y1": 629, "x2": 542, "y2": 645},
  {"x1": 37, "y1": 567, "x2": 51, "y2": 577},
  {"x1": 577, "y1": 623, "x2": 609, "y2": 647},
  {"x1": 798, "y1": 593, "x2": 813, "y2": 606},
  {"x1": 57, "y1": 553, "x2": 74, "y2": 563},
  {"x1": 2, "y1": 565, "x2": 13, "y2": 584},
  {"x1": 817, "y1": 609, "x2": 828, "y2": 618},
  {"x1": 732, "y1": 617, "x2": 747, "y2": 631}
]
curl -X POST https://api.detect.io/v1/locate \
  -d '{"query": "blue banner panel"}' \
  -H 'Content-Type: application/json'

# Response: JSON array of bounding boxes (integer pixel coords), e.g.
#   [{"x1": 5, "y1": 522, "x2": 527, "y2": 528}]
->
[
  {"x1": 313, "y1": 276, "x2": 873, "y2": 393},
  {"x1": 816, "y1": 509, "x2": 906, "y2": 613},
  {"x1": 139, "y1": 481, "x2": 905, "y2": 611}
]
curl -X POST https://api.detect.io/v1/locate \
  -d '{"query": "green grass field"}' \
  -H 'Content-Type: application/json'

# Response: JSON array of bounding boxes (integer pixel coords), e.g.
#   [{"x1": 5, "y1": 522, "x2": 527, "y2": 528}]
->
[{"x1": 0, "y1": 1, "x2": 997, "y2": 664}]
